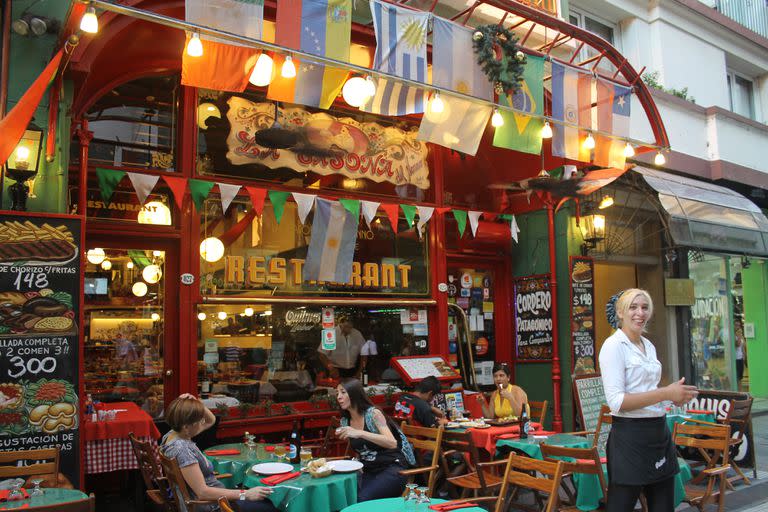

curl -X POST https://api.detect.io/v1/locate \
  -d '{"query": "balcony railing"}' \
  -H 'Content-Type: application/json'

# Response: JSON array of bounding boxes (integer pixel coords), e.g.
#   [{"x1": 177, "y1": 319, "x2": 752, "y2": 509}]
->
[{"x1": 715, "y1": 0, "x2": 768, "y2": 39}]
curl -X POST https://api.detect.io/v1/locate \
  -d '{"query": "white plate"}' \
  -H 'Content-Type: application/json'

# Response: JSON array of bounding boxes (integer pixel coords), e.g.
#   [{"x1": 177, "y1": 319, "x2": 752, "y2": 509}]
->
[
  {"x1": 327, "y1": 460, "x2": 363, "y2": 473},
  {"x1": 251, "y1": 462, "x2": 294, "y2": 475}
]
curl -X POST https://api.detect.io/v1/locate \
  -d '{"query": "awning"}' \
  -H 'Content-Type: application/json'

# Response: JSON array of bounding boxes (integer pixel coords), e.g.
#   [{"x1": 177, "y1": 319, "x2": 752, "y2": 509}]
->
[{"x1": 635, "y1": 167, "x2": 768, "y2": 256}]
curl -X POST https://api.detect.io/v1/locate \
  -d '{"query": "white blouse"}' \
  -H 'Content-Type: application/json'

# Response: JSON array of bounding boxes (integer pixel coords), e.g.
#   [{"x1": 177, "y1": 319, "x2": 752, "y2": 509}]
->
[{"x1": 599, "y1": 329, "x2": 665, "y2": 418}]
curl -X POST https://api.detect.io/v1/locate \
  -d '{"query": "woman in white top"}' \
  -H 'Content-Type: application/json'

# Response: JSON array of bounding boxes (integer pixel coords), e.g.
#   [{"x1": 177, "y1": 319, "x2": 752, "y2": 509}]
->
[{"x1": 599, "y1": 289, "x2": 698, "y2": 511}]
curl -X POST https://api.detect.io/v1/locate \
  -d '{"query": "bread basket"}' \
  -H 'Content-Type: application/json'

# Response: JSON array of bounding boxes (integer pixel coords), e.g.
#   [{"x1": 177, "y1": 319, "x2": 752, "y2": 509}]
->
[{"x1": 307, "y1": 458, "x2": 333, "y2": 478}]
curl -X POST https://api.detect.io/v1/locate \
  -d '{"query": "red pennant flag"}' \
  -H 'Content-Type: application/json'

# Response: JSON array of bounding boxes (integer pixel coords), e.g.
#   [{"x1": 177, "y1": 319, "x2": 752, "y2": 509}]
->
[
  {"x1": 435, "y1": 207, "x2": 452, "y2": 214},
  {"x1": 0, "y1": 49, "x2": 62, "y2": 168},
  {"x1": 246, "y1": 186, "x2": 267, "y2": 215},
  {"x1": 163, "y1": 176, "x2": 188, "y2": 209},
  {"x1": 484, "y1": 213, "x2": 498, "y2": 222},
  {"x1": 381, "y1": 203, "x2": 400, "y2": 234}
]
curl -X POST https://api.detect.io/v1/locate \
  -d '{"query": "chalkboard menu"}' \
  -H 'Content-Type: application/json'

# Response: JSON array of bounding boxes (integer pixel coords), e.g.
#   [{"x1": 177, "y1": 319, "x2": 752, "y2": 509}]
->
[
  {"x1": 569, "y1": 257, "x2": 596, "y2": 374},
  {"x1": 0, "y1": 214, "x2": 82, "y2": 487},
  {"x1": 573, "y1": 374, "x2": 609, "y2": 450},
  {"x1": 513, "y1": 274, "x2": 553, "y2": 360}
]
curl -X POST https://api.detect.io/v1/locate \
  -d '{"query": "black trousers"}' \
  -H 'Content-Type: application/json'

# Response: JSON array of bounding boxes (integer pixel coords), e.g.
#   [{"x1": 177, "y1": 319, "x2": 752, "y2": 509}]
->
[{"x1": 606, "y1": 476, "x2": 675, "y2": 512}]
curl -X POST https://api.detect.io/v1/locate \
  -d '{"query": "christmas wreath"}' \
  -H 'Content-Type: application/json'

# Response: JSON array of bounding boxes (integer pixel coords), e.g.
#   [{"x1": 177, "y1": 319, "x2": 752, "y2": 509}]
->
[{"x1": 472, "y1": 24, "x2": 527, "y2": 96}]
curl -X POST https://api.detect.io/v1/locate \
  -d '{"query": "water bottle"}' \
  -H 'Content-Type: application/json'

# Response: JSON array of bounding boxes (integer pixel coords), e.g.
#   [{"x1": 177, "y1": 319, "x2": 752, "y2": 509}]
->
[{"x1": 520, "y1": 403, "x2": 529, "y2": 439}]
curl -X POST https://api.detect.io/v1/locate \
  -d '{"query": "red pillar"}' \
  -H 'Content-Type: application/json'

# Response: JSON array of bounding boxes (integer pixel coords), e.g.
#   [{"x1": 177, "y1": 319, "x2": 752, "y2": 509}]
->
[{"x1": 547, "y1": 198, "x2": 563, "y2": 432}]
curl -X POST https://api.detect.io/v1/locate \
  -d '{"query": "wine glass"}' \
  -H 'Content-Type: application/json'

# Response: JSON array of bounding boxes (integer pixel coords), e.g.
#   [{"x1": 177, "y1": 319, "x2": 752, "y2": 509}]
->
[
  {"x1": 404, "y1": 483, "x2": 418, "y2": 512},
  {"x1": 8, "y1": 481, "x2": 24, "y2": 501},
  {"x1": 30, "y1": 479, "x2": 44, "y2": 496},
  {"x1": 416, "y1": 487, "x2": 431, "y2": 511}
]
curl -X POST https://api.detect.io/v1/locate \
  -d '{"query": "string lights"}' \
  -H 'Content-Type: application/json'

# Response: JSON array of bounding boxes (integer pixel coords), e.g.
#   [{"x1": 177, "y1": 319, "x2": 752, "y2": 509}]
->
[
  {"x1": 186, "y1": 32, "x2": 203, "y2": 57},
  {"x1": 249, "y1": 53, "x2": 274, "y2": 87},
  {"x1": 281, "y1": 55, "x2": 296, "y2": 78},
  {"x1": 429, "y1": 92, "x2": 444, "y2": 114},
  {"x1": 491, "y1": 108, "x2": 504, "y2": 128},
  {"x1": 80, "y1": 6, "x2": 98, "y2": 34},
  {"x1": 654, "y1": 151, "x2": 666, "y2": 166},
  {"x1": 540, "y1": 121, "x2": 553, "y2": 139},
  {"x1": 583, "y1": 132, "x2": 596, "y2": 150}
]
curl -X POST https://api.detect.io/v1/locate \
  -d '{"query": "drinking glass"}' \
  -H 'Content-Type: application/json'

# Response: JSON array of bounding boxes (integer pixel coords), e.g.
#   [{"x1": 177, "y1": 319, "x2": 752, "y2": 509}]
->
[
  {"x1": 416, "y1": 487, "x2": 431, "y2": 512},
  {"x1": 300, "y1": 448, "x2": 312, "y2": 468},
  {"x1": 8, "y1": 481, "x2": 24, "y2": 501},
  {"x1": 30, "y1": 479, "x2": 44, "y2": 497},
  {"x1": 404, "y1": 483, "x2": 418, "y2": 512},
  {"x1": 274, "y1": 444, "x2": 286, "y2": 462},
  {"x1": 256, "y1": 443, "x2": 268, "y2": 461}
]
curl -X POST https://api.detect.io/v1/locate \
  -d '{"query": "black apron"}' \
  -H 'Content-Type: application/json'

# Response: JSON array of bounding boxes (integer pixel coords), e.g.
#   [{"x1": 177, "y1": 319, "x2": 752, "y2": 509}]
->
[{"x1": 607, "y1": 415, "x2": 679, "y2": 486}]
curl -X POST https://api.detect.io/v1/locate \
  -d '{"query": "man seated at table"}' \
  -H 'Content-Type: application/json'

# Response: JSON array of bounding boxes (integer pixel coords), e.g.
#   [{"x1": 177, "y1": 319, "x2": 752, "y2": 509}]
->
[
  {"x1": 394, "y1": 376, "x2": 448, "y2": 428},
  {"x1": 317, "y1": 316, "x2": 365, "y2": 379}
]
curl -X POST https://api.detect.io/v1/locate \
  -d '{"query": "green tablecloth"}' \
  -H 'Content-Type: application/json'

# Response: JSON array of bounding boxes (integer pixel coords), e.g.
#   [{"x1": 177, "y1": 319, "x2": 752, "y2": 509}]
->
[
  {"x1": 0, "y1": 488, "x2": 89, "y2": 509},
  {"x1": 495, "y1": 433, "x2": 591, "y2": 459},
  {"x1": 666, "y1": 412, "x2": 716, "y2": 432},
  {"x1": 205, "y1": 442, "x2": 273, "y2": 488},
  {"x1": 341, "y1": 497, "x2": 487, "y2": 512}
]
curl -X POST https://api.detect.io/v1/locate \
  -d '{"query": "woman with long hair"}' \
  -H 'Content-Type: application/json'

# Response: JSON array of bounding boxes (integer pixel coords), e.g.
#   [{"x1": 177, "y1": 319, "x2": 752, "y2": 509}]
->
[
  {"x1": 335, "y1": 379, "x2": 415, "y2": 501},
  {"x1": 475, "y1": 362, "x2": 528, "y2": 419}
]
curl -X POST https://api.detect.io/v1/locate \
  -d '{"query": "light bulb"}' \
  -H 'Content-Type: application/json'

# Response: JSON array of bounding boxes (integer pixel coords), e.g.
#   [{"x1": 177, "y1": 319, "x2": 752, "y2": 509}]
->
[
  {"x1": 654, "y1": 151, "x2": 666, "y2": 166},
  {"x1": 151, "y1": 313, "x2": 160, "y2": 321},
  {"x1": 186, "y1": 33, "x2": 203, "y2": 57},
  {"x1": 263, "y1": 310, "x2": 272, "y2": 316},
  {"x1": 132, "y1": 282, "x2": 148, "y2": 297},
  {"x1": 342, "y1": 76, "x2": 369, "y2": 107},
  {"x1": 217, "y1": 311, "x2": 227, "y2": 320},
  {"x1": 430, "y1": 93, "x2": 444, "y2": 114},
  {"x1": 598, "y1": 196, "x2": 614, "y2": 209},
  {"x1": 200, "y1": 237, "x2": 225, "y2": 263},
  {"x1": 100, "y1": 259, "x2": 112, "y2": 271},
  {"x1": 153, "y1": 250, "x2": 164, "y2": 258},
  {"x1": 197, "y1": 312, "x2": 207, "y2": 321},
  {"x1": 15, "y1": 146, "x2": 30, "y2": 160},
  {"x1": 365, "y1": 76, "x2": 376, "y2": 97},
  {"x1": 491, "y1": 108, "x2": 504, "y2": 128},
  {"x1": 583, "y1": 133, "x2": 596, "y2": 150},
  {"x1": 624, "y1": 142, "x2": 635, "y2": 158},
  {"x1": 86, "y1": 248, "x2": 106, "y2": 265},
  {"x1": 142, "y1": 264, "x2": 162, "y2": 284},
  {"x1": 541, "y1": 121, "x2": 553, "y2": 139},
  {"x1": 126, "y1": 261, "x2": 134, "y2": 269},
  {"x1": 281, "y1": 55, "x2": 296, "y2": 78},
  {"x1": 244, "y1": 307, "x2": 254, "y2": 317},
  {"x1": 137, "y1": 201, "x2": 172, "y2": 225},
  {"x1": 249, "y1": 53, "x2": 273, "y2": 87},
  {"x1": 80, "y1": 6, "x2": 98, "y2": 34}
]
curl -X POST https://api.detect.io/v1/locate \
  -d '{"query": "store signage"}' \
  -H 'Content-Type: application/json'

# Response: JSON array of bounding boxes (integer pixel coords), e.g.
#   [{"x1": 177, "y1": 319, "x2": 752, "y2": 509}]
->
[
  {"x1": 514, "y1": 274, "x2": 553, "y2": 360},
  {"x1": 180, "y1": 273, "x2": 195, "y2": 285},
  {"x1": 0, "y1": 214, "x2": 82, "y2": 487},
  {"x1": 86, "y1": 191, "x2": 172, "y2": 223},
  {"x1": 570, "y1": 257, "x2": 596, "y2": 374},
  {"x1": 225, "y1": 97, "x2": 430, "y2": 190},
  {"x1": 664, "y1": 278, "x2": 695, "y2": 306},
  {"x1": 284, "y1": 309, "x2": 322, "y2": 332},
  {"x1": 321, "y1": 328, "x2": 336, "y2": 350},
  {"x1": 321, "y1": 307, "x2": 334, "y2": 329}
]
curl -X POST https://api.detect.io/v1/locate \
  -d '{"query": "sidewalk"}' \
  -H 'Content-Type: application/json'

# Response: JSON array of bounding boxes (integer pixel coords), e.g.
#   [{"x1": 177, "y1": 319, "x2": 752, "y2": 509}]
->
[{"x1": 752, "y1": 397, "x2": 768, "y2": 417}]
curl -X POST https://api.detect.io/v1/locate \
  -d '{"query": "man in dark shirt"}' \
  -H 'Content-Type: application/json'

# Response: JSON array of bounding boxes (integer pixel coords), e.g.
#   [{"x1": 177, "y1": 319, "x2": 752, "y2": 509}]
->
[{"x1": 395, "y1": 376, "x2": 447, "y2": 427}]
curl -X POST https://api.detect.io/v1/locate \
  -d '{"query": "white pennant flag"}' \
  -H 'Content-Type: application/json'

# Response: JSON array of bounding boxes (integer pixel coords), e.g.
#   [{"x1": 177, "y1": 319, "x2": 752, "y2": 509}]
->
[
  {"x1": 563, "y1": 165, "x2": 577, "y2": 180},
  {"x1": 416, "y1": 206, "x2": 434, "y2": 238},
  {"x1": 511, "y1": 215, "x2": 521, "y2": 243},
  {"x1": 292, "y1": 192, "x2": 316, "y2": 225},
  {"x1": 361, "y1": 200, "x2": 380, "y2": 228},
  {"x1": 217, "y1": 183, "x2": 241, "y2": 214},
  {"x1": 468, "y1": 211, "x2": 482, "y2": 237},
  {"x1": 127, "y1": 172, "x2": 160, "y2": 205}
]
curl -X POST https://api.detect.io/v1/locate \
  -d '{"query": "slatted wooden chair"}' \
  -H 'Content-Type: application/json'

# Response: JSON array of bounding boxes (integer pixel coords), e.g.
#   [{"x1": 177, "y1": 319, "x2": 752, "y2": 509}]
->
[
  {"x1": 159, "y1": 451, "x2": 218, "y2": 512},
  {"x1": 529, "y1": 400, "x2": 549, "y2": 426},
  {"x1": 399, "y1": 423, "x2": 444, "y2": 497},
  {"x1": 218, "y1": 497, "x2": 235, "y2": 512},
  {"x1": 32, "y1": 493, "x2": 96, "y2": 512},
  {"x1": 129, "y1": 432, "x2": 175, "y2": 511},
  {"x1": 571, "y1": 404, "x2": 612, "y2": 451},
  {"x1": 674, "y1": 422, "x2": 731, "y2": 512},
  {"x1": 440, "y1": 429, "x2": 504, "y2": 498},
  {"x1": 0, "y1": 447, "x2": 60, "y2": 481},
  {"x1": 541, "y1": 444, "x2": 607, "y2": 510}
]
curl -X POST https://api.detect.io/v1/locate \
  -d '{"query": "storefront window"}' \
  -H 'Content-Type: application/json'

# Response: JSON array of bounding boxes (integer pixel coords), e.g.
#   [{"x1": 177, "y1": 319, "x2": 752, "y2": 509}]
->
[
  {"x1": 196, "y1": 304, "x2": 429, "y2": 408},
  {"x1": 689, "y1": 254, "x2": 734, "y2": 390},
  {"x1": 83, "y1": 249, "x2": 165, "y2": 417}
]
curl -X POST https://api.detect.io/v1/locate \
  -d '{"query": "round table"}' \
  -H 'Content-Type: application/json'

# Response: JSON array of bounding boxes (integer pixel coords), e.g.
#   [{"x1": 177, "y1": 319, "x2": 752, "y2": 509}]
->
[
  {"x1": 0, "y1": 488, "x2": 89, "y2": 509},
  {"x1": 495, "y1": 433, "x2": 590, "y2": 459},
  {"x1": 341, "y1": 497, "x2": 487, "y2": 512}
]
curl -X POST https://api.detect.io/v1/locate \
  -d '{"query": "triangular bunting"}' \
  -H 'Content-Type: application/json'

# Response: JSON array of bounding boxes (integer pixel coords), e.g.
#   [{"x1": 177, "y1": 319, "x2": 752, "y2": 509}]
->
[
  {"x1": 436, "y1": 207, "x2": 452, "y2": 215},
  {"x1": 468, "y1": 211, "x2": 482, "y2": 237},
  {"x1": 563, "y1": 165, "x2": 578, "y2": 180},
  {"x1": 361, "y1": 200, "x2": 380, "y2": 228},
  {"x1": 268, "y1": 190, "x2": 290, "y2": 224},
  {"x1": 416, "y1": 206, "x2": 434, "y2": 238},
  {"x1": 163, "y1": 176, "x2": 188, "y2": 209},
  {"x1": 245, "y1": 186, "x2": 267, "y2": 215},
  {"x1": 127, "y1": 172, "x2": 160, "y2": 206},
  {"x1": 189, "y1": 179, "x2": 215, "y2": 212},
  {"x1": 218, "y1": 183, "x2": 242, "y2": 214},
  {"x1": 339, "y1": 198, "x2": 361, "y2": 219},
  {"x1": 452, "y1": 210, "x2": 467, "y2": 237},
  {"x1": 511, "y1": 215, "x2": 521, "y2": 243},
  {"x1": 96, "y1": 168, "x2": 126, "y2": 204},
  {"x1": 292, "y1": 192, "x2": 316, "y2": 224},
  {"x1": 401, "y1": 204, "x2": 417, "y2": 228},
  {"x1": 381, "y1": 203, "x2": 400, "y2": 233},
  {"x1": 485, "y1": 213, "x2": 498, "y2": 222}
]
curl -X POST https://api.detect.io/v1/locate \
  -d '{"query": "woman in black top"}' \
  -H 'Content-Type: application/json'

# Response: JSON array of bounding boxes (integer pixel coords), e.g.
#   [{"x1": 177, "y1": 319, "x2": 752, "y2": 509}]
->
[{"x1": 335, "y1": 379, "x2": 415, "y2": 501}]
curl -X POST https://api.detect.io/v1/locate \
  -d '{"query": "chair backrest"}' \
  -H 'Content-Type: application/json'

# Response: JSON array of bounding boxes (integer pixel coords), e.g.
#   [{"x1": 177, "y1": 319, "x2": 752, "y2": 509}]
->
[
  {"x1": 529, "y1": 400, "x2": 548, "y2": 425},
  {"x1": 129, "y1": 432, "x2": 163, "y2": 490},
  {"x1": 32, "y1": 493, "x2": 96, "y2": 512},
  {"x1": 159, "y1": 451, "x2": 197, "y2": 509},
  {"x1": 401, "y1": 423, "x2": 444, "y2": 496},
  {"x1": 495, "y1": 453, "x2": 564, "y2": 512},
  {"x1": 724, "y1": 397, "x2": 753, "y2": 442},
  {"x1": 592, "y1": 404, "x2": 612, "y2": 451},
  {"x1": 540, "y1": 443, "x2": 607, "y2": 495},
  {"x1": 318, "y1": 416, "x2": 350, "y2": 458},
  {"x1": 673, "y1": 422, "x2": 731, "y2": 464},
  {"x1": 0, "y1": 447, "x2": 59, "y2": 479},
  {"x1": 440, "y1": 430, "x2": 492, "y2": 489}
]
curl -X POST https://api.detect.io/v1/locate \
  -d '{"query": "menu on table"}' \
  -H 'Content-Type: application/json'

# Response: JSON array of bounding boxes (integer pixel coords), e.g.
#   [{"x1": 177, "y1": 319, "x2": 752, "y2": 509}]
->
[
  {"x1": 0, "y1": 214, "x2": 82, "y2": 487},
  {"x1": 569, "y1": 257, "x2": 596, "y2": 374},
  {"x1": 513, "y1": 274, "x2": 553, "y2": 360}
]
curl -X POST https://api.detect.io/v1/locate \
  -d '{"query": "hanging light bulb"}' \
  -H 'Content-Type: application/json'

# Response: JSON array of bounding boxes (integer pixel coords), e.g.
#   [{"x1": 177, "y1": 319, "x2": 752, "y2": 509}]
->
[
  {"x1": 598, "y1": 196, "x2": 614, "y2": 209},
  {"x1": 126, "y1": 261, "x2": 134, "y2": 269},
  {"x1": 342, "y1": 76, "x2": 370, "y2": 107},
  {"x1": 654, "y1": 151, "x2": 666, "y2": 166},
  {"x1": 186, "y1": 33, "x2": 203, "y2": 58},
  {"x1": 583, "y1": 132, "x2": 596, "y2": 150},
  {"x1": 200, "y1": 237, "x2": 225, "y2": 263},
  {"x1": 623, "y1": 142, "x2": 635, "y2": 158},
  {"x1": 142, "y1": 264, "x2": 162, "y2": 284},
  {"x1": 86, "y1": 248, "x2": 106, "y2": 265},
  {"x1": 429, "y1": 92, "x2": 444, "y2": 114},
  {"x1": 80, "y1": 6, "x2": 98, "y2": 34},
  {"x1": 217, "y1": 311, "x2": 227, "y2": 320},
  {"x1": 100, "y1": 259, "x2": 112, "y2": 271},
  {"x1": 132, "y1": 282, "x2": 148, "y2": 297},
  {"x1": 365, "y1": 76, "x2": 376, "y2": 98},
  {"x1": 249, "y1": 53, "x2": 274, "y2": 87},
  {"x1": 151, "y1": 313, "x2": 161, "y2": 321},
  {"x1": 244, "y1": 307, "x2": 254, "y2": 317},
  {"x1": 197, "y1": 312, "x2": 207, "y2": 321},
  {"x1": 541, "y1": 121, "x2": 553, "y2": 139},
  {"x1": 491, "y1": 108, "x2": 504, "y2": 128},
  {"x1": 281, "y1": 55, "x2": 296, "y2": 78}
]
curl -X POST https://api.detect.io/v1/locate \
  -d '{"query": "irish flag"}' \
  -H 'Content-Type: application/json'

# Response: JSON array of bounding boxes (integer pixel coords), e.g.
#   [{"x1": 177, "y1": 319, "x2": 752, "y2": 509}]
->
[{"x1": 303, "y1": 198, "x2": 360, "y2": 283}]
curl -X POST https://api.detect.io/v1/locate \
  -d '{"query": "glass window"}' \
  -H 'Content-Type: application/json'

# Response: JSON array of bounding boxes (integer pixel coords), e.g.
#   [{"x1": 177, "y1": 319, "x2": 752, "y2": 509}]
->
[
  {"x1": 727, "y1": 71, "x2": 755, "y2": 120},
  {"x1": 569, "y1": 9, "x2": 618, "y2": 74},
  {"x1": 196, "y1": 304, "x2": 429, "y2": 409},
  {"x1": 83, "y1": 248, "x2": 165, "y2": 417}
]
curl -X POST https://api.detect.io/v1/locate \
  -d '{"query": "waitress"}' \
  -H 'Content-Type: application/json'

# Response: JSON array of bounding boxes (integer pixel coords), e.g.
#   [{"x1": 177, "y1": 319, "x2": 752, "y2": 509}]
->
[{"x1": 599, "y1": 289, "x2": 698, "y2": 511}]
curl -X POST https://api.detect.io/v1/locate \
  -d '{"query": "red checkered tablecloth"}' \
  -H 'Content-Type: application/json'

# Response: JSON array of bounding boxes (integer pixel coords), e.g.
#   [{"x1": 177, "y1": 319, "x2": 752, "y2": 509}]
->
[{"x1": 85, "y1": 436, "x2": 156, "y2": 474}]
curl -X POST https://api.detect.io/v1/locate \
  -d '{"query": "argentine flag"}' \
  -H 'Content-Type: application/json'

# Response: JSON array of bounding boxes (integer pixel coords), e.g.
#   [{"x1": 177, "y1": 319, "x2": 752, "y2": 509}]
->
[
  {"x1": 303, "y1": 198, "x2": 360, "y2": 284},
  {"x1": 432, "y1": 17, "x2": 493, "y2": 101}
]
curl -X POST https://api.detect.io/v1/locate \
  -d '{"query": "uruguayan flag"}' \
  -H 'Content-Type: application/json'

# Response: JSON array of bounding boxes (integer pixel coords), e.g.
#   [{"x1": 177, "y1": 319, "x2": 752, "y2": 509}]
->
[
  {"x1": 432, "y1": 17, "x2": 493, "y2": 100},
  {"x1": 361, "y1": 78, "x2": 426, "y2": 116}
]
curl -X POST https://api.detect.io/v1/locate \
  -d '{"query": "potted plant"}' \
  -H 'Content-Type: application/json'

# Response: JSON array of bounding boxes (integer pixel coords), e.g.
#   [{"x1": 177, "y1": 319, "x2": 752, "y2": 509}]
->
[
  {"x1": 239, "y1": 402, "x2": 254, "y2": 418},
  {"x1": 262, "y1": 398, "x2": 274, "y2": 417},
  {"x1": 384, "y1": 386, "x2": 397, "y2": 405},
  {"x1": 214, "y1": 401, "x2": 230, "y2": 419}
]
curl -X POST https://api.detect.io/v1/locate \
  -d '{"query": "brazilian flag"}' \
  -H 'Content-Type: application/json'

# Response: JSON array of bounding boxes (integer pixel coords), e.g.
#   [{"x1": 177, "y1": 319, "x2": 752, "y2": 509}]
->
[{"x1": 492, "y1": 55, "x2": 545, "y2": 155}]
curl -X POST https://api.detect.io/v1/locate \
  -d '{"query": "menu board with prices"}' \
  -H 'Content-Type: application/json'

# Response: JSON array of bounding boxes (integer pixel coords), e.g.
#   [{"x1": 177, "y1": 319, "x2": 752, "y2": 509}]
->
[
  {"x1": 0, "y1": 214, "x2": 82, "y2": 487},
  {"x1": 573, "y1": 374, "x2": 609, "y2": 452},
  {"x1": 570, "y1": 257, "x2": 596, "y2": 374},
  {"x1": 513, "y1": 274, "x2": 553, "y2": 360}
]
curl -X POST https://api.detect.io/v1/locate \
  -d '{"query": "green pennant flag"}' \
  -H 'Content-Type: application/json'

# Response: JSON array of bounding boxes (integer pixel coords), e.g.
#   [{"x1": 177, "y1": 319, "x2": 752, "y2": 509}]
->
[
  {"x1": 339, "y1": 198, "x2": 361, "y2": 219},
  {"x1": 492, "y1": 54, "x2": 545, "y2": 155},
  {"x1": 400, "y1": 204, "x2": 416, "y2": 228},
  {"x1": 547, "y1": 166, "x2": 564, "y2": 180},
  {"x1": 268, "y1": 190, "x2": 290, "y2": 224},
  {"x1": 452, "y1": 209, "x2": 468, "y2": 237},
  {"x1": 95, "y1": 168, "x2": 126, "y2": 203},
  {"x1": 497, "y1": 214, "x2": 514, "y2": 221},
  {"x1": 189, "y1": 179, "x2": 215, "y2": 211}
]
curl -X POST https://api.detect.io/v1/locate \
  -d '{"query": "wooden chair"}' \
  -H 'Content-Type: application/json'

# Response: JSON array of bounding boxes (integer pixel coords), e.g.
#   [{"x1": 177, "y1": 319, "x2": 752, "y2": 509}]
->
[
  {"x1": 674, "y1": 422, "x2": 731, "y2": 512},
  {"x1": 440, "y1": 430, "x2": 504, "y2": 498},
  {"x1": 572, "y1": 404, "x2": 612, "y2": 451},
  {"x1": 541, "y1": 444, "x2": 607, "y2": 509},
  {"x1": 31, "y1": 493, "x2": 96, "y2": 512},
  {"x1": 0, "y1": 447, "x2": 59, "y2": 480},
  {"x1": 129, "y1": 432, "x2": 175, "y2": 511},
  {"x1": 399, "y1": 423, "x2": 444, "y2": 497},
  {"x1": 529, "y1": 400, "x2": 549, "y2": 426},
  {"x1": 218, "y1": 497, "x2": 235, "y2": 512},
  {"x1": 159, "y1": 452, "x2": 218, "y2": 512}
]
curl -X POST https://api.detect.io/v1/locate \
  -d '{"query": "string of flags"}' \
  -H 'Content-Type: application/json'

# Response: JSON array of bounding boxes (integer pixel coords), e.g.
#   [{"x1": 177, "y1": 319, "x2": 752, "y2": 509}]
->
[{"x1": 94, "y1": 168, "x2": 523, "y2": 242}]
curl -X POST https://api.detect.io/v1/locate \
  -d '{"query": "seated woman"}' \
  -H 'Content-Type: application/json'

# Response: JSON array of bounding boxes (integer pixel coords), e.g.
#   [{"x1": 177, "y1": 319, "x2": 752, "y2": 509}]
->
[
  {"x1": 335, "y1": 379, "x2": 416, "y2": 501},
  {"x1": 160, "y1": 394, "x2": 278, "y2": 512},
  {"x1": 475, "y1": 363, "x2": 528, "y2": 419}
]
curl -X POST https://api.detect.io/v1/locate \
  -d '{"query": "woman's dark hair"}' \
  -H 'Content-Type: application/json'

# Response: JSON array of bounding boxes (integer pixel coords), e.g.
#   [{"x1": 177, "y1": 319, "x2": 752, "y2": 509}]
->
[
  {"x1": 339, "y1": 379, "x2": 374, "y2": 419},
  {"x1": 492, "y1": 362, "x2": 511, "y2": 376}
]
